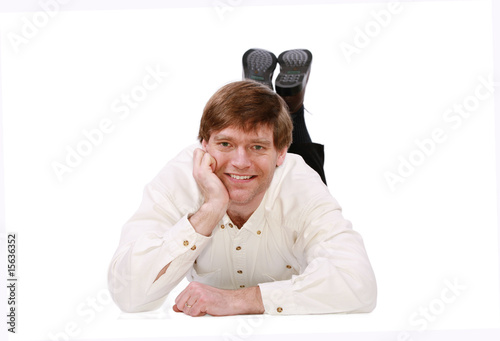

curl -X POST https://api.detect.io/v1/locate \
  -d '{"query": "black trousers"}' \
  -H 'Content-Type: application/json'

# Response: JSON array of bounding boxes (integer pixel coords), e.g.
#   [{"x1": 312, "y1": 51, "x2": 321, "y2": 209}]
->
[{"x1": 288, "y1": 142, "x2": 327, "y2": 185}]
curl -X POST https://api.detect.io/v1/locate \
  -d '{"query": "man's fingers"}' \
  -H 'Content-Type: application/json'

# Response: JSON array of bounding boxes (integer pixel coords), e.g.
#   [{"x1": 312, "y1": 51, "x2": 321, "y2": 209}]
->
[
  {"x1": 173, "y1": 302, "x2": 205, "y2": 316},
  {"x1": 193, "y1": 148, "x2": 205, "y2": 168},
  {"x1": 173, "y1": 282, "x2": 211, "y2": 317},
  {"x1": 201, "y1": 152, "x2": 217, "y2": 172},
  {"x1": 174, "y1": 286, "x2": 189, "y2": 310},
  {"x1": 193, "y1": 148, "x2": 216, "y2": 175},
  {"x1": 174, "y1": 286, "x2": 201, "y2": 315}
]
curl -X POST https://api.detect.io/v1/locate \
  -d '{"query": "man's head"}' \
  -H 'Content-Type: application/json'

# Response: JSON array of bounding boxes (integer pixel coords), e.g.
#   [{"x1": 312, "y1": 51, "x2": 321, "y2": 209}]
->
[
  {"x1": 198, "y1": 80, "x2": 293, "y2": 151},
  {"x1": 198, "y1": 81, "x2": 293, "y2": 212}
]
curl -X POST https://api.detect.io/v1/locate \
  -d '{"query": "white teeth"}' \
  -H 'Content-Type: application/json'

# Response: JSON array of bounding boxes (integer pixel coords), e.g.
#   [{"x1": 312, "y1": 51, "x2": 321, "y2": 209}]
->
[{"x1": 230, "y1": 174, "x2": 252, "y2": 180}]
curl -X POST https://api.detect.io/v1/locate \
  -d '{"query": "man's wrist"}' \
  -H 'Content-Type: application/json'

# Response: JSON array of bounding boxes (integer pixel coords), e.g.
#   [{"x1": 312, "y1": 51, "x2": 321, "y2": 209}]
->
[
  {"x1": 234, "y1": 286, "x2": 265, "y2": 315},
  {"x1": 189, "y1": 202, "x2": 226, "y2": 236}
]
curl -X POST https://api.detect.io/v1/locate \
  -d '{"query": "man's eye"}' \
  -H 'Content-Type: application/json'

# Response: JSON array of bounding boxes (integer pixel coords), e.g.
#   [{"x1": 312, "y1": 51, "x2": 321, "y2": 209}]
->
[
  {"x1": 220, "y1": 142, "x2": 230, "y2": 147},
  {"x1": 254, "y1": 145, "x2": 263, "y2": 151}
]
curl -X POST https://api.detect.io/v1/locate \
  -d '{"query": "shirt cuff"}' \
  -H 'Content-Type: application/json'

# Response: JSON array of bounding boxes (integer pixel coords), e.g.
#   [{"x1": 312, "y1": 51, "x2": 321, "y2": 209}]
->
[
  {"x1": 151, "y1": 214, "x2": 211, "y2": 281},
  {"x1": 162, "y1": 213, "x2": 211, "y2": 253},
  {"x1": 258, "y1": 280, "x2": 297, "y2": 315}
]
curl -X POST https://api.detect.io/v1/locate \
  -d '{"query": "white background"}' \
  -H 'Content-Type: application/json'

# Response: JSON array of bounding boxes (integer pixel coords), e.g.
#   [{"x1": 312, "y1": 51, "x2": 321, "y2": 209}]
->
[{"x1": 1, "y1": 0, "x2": 499, "y2": 340}]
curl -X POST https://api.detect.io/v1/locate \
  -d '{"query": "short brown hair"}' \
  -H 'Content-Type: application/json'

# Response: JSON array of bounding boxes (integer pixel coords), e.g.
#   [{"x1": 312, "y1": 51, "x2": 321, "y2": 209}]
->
[{"x1": 198, "y1": 80, "x2": 292, "y2": 150}]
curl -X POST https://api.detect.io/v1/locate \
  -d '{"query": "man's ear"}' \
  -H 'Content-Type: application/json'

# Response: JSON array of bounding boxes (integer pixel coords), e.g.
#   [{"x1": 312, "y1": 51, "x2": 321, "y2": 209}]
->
[
  {"x1": 201, "y1": 139, "x2": 208, "y2": 151},
  {"x1": 276, "y1": 148, "x2": 287, "y2": 167}
]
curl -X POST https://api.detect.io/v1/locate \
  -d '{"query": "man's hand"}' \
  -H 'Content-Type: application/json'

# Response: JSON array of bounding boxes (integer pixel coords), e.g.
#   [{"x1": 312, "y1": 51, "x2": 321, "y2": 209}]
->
[
  {"x1": 192, "y1": 148, "x2": 229, "y2": 208},
  {"x1": 189, "y1": 148, "x2": 229, "y2": 236},
  {"x1": 173, "y1": 282, "x2": 265, "y2": 317}
]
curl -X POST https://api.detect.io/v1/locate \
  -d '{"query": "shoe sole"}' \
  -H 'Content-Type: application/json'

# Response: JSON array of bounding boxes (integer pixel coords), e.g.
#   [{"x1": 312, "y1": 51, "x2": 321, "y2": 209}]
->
[
  {"x1": 275, "y1": 49, "x2": 312, "y2": 97},
  {"x1": 242, "y1": 48, "x2": 277, "y2": 90}
]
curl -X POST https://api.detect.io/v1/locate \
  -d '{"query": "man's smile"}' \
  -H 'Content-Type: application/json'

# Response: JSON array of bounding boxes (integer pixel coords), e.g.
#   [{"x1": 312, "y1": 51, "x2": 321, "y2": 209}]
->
[{"x1": 227, "y1": 174, "x2": 256, "y2": 181}]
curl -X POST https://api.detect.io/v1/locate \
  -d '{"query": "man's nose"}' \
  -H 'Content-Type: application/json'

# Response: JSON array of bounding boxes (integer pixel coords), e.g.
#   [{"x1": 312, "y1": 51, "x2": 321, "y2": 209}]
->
[{"x1": 231, "y1": 147, "x2": 252, "y2": 169}]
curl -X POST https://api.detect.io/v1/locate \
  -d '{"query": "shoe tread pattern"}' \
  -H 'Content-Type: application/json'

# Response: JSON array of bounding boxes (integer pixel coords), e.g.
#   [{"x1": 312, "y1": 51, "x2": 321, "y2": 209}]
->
[
  {"x1": 242, "y1": 48, "x2": 277, "y2": 89},
  {"x1": 276, "y1": 49, "x2": 312, "y2": 96},
  {"x1": 246, "y1": 49, "x2": 275, "y2": 73}
]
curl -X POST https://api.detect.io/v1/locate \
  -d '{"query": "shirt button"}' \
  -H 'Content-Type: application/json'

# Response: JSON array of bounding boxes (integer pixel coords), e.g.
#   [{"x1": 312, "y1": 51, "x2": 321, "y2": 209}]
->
[
  {"x1": 277, "y1": 307, "x2": 283, "y2": 313},
  {"x1": 236, "y1": 246, "x2": 242, "y2": 251},
  {"x1": 237, "y1": 270, "x2": 243, "y2": 274},
  {"x1": 191, "y1": 245, "x2": 197, "y2": 251},
  {"x1": 221, "y1": 224, "x2": 225, "y2": 229},
  {"x1": 183, "y1": 240, "x2": 189, "y2": 246},
  {"x1": 240, "y1": 285, "x2": 245, "y2": 288},
  {"x1": 256, "y1": 230, "x2": 262, "y2": 235},
  {"x1": 229, "y1": 223, "x2": 234, "y2": 228},
  {"x1": 286, "y1": 265, "x2": 292, "y2": 269}
]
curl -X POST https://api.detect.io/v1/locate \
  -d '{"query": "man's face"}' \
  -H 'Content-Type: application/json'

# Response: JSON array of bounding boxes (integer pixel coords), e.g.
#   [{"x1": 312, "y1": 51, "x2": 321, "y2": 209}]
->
[{"x1": 202, "y1": 125, "x2": 286, "y2": 210}]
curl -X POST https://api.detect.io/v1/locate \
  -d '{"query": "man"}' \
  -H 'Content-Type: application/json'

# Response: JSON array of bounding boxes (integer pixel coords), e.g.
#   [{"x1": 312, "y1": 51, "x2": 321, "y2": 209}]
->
[{"x1": 108, "y1": 49, "x2": 376, "y2": 316}]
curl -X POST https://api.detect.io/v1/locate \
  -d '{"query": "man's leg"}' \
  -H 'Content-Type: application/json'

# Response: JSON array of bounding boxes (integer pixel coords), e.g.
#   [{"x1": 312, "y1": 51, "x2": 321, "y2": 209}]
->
[
  {"x1": 287, "y1": 106, "x2": 327, "y2": 185},
  {"x1": 275, "y1": 49, "x2": 327, "y2": 185}
]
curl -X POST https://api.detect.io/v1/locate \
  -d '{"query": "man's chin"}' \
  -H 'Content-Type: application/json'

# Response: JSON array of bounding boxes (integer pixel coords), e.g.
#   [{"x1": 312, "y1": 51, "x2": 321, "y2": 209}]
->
[
  {"x1": 227, "y1": 189, "x2": 256, "y2": 206},
  {"x1": 228, "y1": 194, "x2": 252, "y2": 206}
]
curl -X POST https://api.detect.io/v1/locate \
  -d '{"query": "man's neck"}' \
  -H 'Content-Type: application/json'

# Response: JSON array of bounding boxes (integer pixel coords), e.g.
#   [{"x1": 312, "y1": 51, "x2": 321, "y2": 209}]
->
[
  {"x1": 226, "y1": 189, "x2": 268, "y2": 228},
  {"x1": 226, "y1": 212, "x2": 248, "y2": 229},
  {"x1": 226, "y1": 200, "x2": 261, "y2": 229}
]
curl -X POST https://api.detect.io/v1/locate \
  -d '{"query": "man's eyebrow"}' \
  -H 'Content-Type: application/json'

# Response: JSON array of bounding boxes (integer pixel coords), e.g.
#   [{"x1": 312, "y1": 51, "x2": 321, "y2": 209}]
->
[
  {"x1": 213, "y1": 134, "x2": 233, "y2": 141},
  {"x1": 250, "y1": 139, "x2": 272, "y2": 146},
  {"x1": 212, "y1": 135, "x2": 272, "y2": 145}
]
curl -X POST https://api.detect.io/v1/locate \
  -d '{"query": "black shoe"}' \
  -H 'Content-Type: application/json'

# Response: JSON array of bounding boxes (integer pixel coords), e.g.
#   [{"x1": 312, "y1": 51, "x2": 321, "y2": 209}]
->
[
  {"x1": 275, "y1": 49, "x2": 312, "y2": 97},
  {"x1": 242, "y1": 48, "x2": 277, "y2": 90}
]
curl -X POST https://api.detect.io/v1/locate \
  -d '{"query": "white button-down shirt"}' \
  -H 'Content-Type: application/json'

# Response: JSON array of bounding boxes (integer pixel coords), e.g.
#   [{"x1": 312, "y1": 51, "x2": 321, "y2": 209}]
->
[{"x1": 108, "y1": 144, "x2": 377, "y2": 315}]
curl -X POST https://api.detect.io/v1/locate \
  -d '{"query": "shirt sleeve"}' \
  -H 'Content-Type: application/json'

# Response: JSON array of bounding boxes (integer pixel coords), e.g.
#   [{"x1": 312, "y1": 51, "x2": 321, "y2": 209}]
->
[
  {"x1": 258, "y1": 194, "x2": 377, "y2": 315},
  {"x1": 108, "y1": 178, "x2": 211, "y2": 313}
]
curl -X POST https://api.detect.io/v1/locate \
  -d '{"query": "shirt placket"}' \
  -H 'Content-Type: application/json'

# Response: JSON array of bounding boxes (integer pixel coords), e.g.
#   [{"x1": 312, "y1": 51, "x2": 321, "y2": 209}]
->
[{"x1": 232, "y1": 229, "x2": 248, "y2": 289}]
